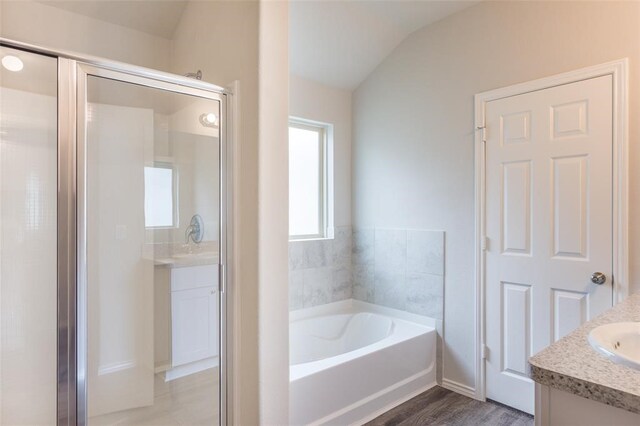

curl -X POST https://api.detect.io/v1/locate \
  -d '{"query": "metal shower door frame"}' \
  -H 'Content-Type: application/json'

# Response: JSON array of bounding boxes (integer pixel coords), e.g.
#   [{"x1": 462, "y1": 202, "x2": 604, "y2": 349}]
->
[
  {"x1": 73, "y1": 62, "x2": 229, "y2": 426},
  {"x1": 0, "y1": 37, "x2": 231, "y2": 426}
]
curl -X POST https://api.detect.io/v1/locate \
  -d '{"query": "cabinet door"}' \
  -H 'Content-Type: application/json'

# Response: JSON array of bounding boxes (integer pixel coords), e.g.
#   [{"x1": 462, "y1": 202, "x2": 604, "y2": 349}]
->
[{"x1": 171, "y1": 286, "x2": 218, "y2": 367}]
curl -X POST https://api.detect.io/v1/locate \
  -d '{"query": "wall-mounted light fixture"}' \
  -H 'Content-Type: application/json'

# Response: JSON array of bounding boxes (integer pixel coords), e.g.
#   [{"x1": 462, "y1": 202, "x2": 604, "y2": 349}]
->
[
  {"x1": 2, "y1": 55, "x2": 23, "y2": 72},
  {"x1": 199, "y1": 112, "x2": 217, "y2": 127}
]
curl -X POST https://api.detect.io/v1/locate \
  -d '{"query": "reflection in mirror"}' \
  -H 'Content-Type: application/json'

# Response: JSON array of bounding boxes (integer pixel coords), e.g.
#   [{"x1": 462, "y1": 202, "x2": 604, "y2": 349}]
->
[
  {"x1": 144, "y1": 162, "x2": 177, "y2": 229},
  {"x1": 85, "y1": 75, "x2": 221, "y2": 425}
]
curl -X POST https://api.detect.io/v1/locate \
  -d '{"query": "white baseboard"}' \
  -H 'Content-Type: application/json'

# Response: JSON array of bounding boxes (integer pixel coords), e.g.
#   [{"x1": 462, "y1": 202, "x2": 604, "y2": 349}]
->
[
  {"x1": 442, "y1": 378, "x2": 477, "y2": 400},
  {"x1": 98, "y1": 360, "x2": 135, "y2": 376},
  {"x1": 165, "y1": 356, "x2": 218, "y2": 382},
  {"x1": 154, "y1": 363, "x2": 170, "y2": 374}
]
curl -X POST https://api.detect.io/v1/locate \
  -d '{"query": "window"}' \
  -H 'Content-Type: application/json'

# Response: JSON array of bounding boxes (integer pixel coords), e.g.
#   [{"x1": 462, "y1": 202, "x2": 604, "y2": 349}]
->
[
  {"x1": 144, "y1": 163, "x2": 177, "y2": 228},
  {"x1": 289, "y1": 118, "x2": 331, "y2": 239}
]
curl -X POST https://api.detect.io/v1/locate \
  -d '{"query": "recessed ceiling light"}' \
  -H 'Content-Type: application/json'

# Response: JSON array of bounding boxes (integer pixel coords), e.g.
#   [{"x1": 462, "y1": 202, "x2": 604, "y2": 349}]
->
[{"x1": 2, "y1": 55, "x2": 24, "y2": 72}]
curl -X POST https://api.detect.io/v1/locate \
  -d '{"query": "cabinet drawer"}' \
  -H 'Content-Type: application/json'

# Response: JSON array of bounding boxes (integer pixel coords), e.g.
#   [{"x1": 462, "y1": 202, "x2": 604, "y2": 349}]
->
[{"x1": 170, "y1": 265, "x2": 218, "y2": 292}]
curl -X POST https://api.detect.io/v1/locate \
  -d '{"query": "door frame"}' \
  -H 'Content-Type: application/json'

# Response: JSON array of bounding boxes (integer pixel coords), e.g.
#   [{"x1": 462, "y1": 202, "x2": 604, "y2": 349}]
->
[
  {"x1": 0, "y1": 37, "x2": 234, "y2": 425},
  {"x1": 473, "y1": 59, "x2": 629, "y2": 402}
]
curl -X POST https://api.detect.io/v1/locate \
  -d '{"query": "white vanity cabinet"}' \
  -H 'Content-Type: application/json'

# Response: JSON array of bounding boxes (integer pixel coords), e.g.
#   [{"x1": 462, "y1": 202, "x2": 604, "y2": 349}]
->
[
  {"x1": 170, "y1": 265, "x2": 219, "y2": 369},
  {"x1": 536, "y1": 383, "x2": 640, "y2": 426}
]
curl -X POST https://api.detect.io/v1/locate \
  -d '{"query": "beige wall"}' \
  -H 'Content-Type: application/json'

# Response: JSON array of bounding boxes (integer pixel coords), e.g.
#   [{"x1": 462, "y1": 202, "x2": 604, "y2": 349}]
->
[
  {"x1": 353, "y1": 0, "x2": 640, "y2": 392},
  {"x1": 170, "y1": 1, "x2": 262, "y2": 423},
  {"x1": 0, "y1": 0, "x2": 171, "y2": 71},
  {"x1": 172, "y1": 1, "x2": 291, "y2": 423},
  {"x1": 258, "y1": 1, "x2": 289, "y2": 423},
  {"x1": 290, "y1": 74, "x2": 352, "y2": 228}
]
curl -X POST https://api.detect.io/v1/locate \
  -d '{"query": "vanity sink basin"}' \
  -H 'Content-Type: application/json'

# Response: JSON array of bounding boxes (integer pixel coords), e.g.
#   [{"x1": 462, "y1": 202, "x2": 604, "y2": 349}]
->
[{"x1": 588, "y1": 322, "x2": 640, "y2": 370}]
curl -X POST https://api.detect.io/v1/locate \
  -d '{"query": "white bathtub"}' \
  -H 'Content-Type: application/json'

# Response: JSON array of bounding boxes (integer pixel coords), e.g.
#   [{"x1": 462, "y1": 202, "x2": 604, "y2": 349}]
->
[{"x1": 290, "y1": 300, "x2": 437, "y2": 426}]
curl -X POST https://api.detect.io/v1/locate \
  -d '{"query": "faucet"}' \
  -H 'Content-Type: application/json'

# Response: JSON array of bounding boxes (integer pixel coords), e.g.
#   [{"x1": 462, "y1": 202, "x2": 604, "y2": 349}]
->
[
  {"x1": 184, "y1": 214, "x2": 204, "y2": 245},
  {"x1": 185, "y1": 224, "x2": 197, "y2": 244}
]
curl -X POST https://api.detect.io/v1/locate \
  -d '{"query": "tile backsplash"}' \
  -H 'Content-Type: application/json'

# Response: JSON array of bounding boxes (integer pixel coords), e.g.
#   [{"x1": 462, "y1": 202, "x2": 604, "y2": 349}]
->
[{"x1": 289, "y1": 226, "x2": 445, "y2": 320}]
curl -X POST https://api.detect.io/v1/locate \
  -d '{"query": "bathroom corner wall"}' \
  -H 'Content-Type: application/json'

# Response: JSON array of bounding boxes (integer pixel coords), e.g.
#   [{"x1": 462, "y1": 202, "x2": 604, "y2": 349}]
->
[
  {"x1": 289, "y1": 226, "x2": 352, "y2": 310},
  {"x1": 352, "y1": 227, "x2": 445, "y2": 383},
  {"x1": 352, "y1": 0, "x2": 640, "y2": 393},
  {"x1": 288, "y1": 226, "x2": 444, "y2": 321},
  {"x1": 352, "y1": 228, "x2": 444, "y2": 320}
]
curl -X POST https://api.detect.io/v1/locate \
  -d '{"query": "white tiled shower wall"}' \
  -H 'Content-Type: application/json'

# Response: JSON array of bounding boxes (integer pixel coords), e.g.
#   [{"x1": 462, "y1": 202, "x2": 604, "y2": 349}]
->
[{"x1": 288, "y1": 227, "x2": 444, "y2": 320}]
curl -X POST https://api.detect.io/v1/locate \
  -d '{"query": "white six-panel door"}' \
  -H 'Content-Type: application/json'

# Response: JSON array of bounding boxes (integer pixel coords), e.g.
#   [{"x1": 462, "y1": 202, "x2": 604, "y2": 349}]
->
[{"x1": 485, "y1": 75, "x2": 614, "y2": 414}]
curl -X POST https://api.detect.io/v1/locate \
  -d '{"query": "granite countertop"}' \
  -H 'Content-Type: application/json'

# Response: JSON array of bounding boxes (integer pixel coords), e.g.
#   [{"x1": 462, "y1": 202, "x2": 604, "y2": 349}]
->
[{"x1": 529, "y1": 293, "x2": 640, "y2": 414}]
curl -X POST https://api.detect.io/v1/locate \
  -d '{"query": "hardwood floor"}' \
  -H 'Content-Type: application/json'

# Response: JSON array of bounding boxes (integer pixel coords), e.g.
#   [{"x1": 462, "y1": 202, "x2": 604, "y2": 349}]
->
[
  {"x1": 366, "y1": 386, "x2": 534, "y2": 426},
  {"x1": 87, "y1": 377, "x2": 528, "y2": 426}
]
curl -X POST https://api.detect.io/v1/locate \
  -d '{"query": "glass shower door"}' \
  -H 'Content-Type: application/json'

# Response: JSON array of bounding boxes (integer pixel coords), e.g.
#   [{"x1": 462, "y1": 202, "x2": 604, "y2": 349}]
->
[
  {"x1": 0, "y1": 46, "x2": 58, "y2": 425},
  {"x1": 79, "y1": 69, "x2": 223, "y2": 425}
]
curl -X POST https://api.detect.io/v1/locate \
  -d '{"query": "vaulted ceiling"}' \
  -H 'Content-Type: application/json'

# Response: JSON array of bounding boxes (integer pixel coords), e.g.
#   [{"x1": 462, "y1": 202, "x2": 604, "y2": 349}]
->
[
  {"x1": 41, "y1": 0, "x2": 478, "y2": 90},
  {"x1": 290, "y1": 1, "x2": 479, "y2": 89}
]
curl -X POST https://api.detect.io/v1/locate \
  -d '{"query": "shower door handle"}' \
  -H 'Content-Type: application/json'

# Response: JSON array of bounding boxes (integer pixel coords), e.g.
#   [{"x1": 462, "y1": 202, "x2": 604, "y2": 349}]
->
[{"x1": 219, "y1": 264, "x2": 225, "y2": 293}]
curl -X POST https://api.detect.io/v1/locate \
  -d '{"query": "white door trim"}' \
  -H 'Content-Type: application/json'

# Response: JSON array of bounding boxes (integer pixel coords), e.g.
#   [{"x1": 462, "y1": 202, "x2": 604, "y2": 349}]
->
[{"x1": 473, "y1": 59, "x2": 629, "y2": 401}]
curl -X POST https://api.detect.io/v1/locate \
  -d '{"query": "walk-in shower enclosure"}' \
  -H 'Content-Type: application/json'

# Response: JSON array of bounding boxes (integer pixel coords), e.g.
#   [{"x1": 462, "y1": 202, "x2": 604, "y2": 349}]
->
[{"x1": 0, "y1": 39, "x2": 230, "y2": 425}]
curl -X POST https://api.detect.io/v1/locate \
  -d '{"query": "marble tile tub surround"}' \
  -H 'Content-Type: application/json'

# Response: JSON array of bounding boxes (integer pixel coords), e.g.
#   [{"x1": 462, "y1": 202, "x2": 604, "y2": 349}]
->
[
  {"x1": 288, "y1": 226, "x2": 444, "y2": 320},
  {"x1": 289, "y1": 227, "x2": 445, "y2": 382},
  {"x1": 353, "y1": 228, "x2": 444, "y2": 319},
  {"x1": 289, "y1": 226, "x2": 353, "y2": 310}
]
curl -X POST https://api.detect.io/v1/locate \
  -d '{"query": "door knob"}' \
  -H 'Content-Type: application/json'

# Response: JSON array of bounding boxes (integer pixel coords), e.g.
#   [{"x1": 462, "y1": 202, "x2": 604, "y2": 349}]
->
[{"x1": 591, "y1": 272, "x2": 606, "y2": 285}]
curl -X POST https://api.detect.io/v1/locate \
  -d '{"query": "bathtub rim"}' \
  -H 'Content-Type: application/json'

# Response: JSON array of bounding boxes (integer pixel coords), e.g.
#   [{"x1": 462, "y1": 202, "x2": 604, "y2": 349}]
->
[
  {"x1": 290, "y1": 299, "x2": 438, "y2": 328},
  {"x1": 289, "y1": 300, "x2": 437, "y2": 380}
]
